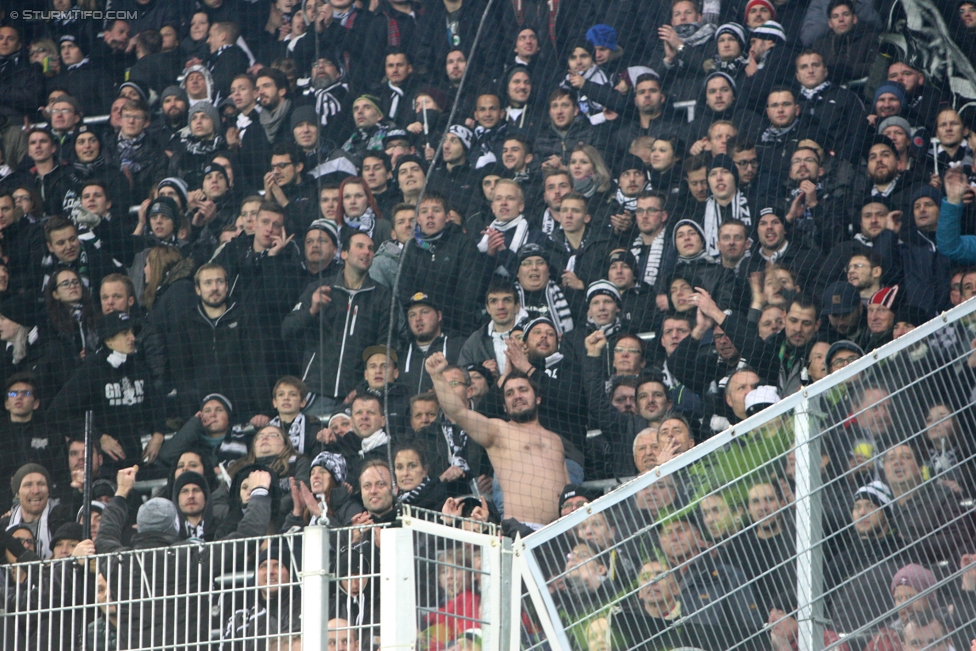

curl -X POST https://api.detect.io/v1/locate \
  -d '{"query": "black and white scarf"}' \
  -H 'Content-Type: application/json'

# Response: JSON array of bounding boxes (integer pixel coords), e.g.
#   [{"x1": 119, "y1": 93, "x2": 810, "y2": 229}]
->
[
  {"x1": 541, "y1": 208, "x2": 557, "y2": 235},
  {"x1": 440, "y1": 421, "x2": 470, "y2": 472},
  {"x1": 675, "y1": 22, "x2": 717, "y2": 48},
  {"x1": 346, "y1": 207, "x2": 377, "y2": 236},
  {"x1": 703, "y1": 192, "x2": 750, "y2": 256},
  {"x1": 270, "y1": 413, "x2": 308, "y2": 455},
  {"x1": 184, "y1": 134, "x2": 224, "y2": 157},
  {"x1": 800, "y1": 80, "x2": 830, "y2": 100},
  {"x1": 631, "y1": 230, "x2": 666, "y2": 287},
  {"x1": 614, "y1": 186, "x2": 647, "y2": 212},
  {"x1": 396, "y1": 474, "x2": 432, "y2": 503},
  {"x1": 760, "y1": 119, "x2": 800, "y2": 144},
  {"x1": 517, "y1": 281, "x2": 574, "y2": 335},
  {"x1": 477, "y1": 214, "x2": 529, "y2": 253},
  {"x1": 385, "y1": 81, "x2": 404, "y2": 120}
]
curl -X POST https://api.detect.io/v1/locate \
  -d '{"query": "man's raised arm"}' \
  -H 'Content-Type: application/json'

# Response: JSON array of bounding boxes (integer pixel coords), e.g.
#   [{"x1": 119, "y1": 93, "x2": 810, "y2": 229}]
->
[{"x1": 427, "y1": 353, "x2": 498, "y2": 449}]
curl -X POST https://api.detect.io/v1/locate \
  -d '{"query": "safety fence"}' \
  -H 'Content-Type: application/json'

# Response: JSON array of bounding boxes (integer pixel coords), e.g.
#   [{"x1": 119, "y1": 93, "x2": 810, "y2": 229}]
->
[{"x1": 515, "y1": 296, "x2": 976, "y2": 651}]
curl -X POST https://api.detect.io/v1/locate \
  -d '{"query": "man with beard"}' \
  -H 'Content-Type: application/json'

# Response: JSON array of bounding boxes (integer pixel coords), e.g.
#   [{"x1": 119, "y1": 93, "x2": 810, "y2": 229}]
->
[
  {"x1": 614, "y1": 73, "x2": 678, "y2": 160},
  {"x1": 170, "y1": 263, "x2": 269, "y2": 420},
  {"x1": 855, "y1": 135, "x2": 916, "y2": 214},
  {"x1": 173, "y1": 471, "x2": 216, "y2": 541},
  {"x1": 263, "y1": 143, "x2": 318, "y2": 232},
  {"x1": 606, "y1": 249, "x2": 657, "y2": 335},
  {"x1": 255, "y1": 68, "x2": 294, "y2": 145},
  {"x1": 152, "y1": 87, "x2": 189, "y2": 149},
  {"x1": 627, "y1": 192, "x2": 672, "y2": 313},
  {"x1": 755, "y1": 87, "x2": 811, "y2": 189},
  {"x1": 428, "y1": 352, "x2": 569, "y2": 527},
  {"x1": 694, "y1": 287, "x2": 820, "y2": 396},
  {"x1": 748, "y1": 207, "x2": 825, "y2": 298},
  {"x1": 303, "y1": 56, "x2": 351, "y2": 147},
  {"x1": 773, "y1": 144, "x2": 852, "y2": 252},
  {"x1": 397, "y1": 293, "x2": 463, "y2": 395},
  {"x1": 224, "y1": 74, "x2": 271, "y2": 191}
]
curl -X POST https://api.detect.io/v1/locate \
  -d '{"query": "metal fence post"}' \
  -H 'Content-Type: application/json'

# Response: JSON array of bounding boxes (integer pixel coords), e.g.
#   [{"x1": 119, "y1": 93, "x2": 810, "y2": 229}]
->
[
  {"x1": 793, "y1": 396, "x2": 825, "y2": 651},
  {"x1": 302, "y1": 526, "x2": 332, "y2": 651},
  {"x1": 379, "y1": 528, "x2": 417, "y2": 647}
]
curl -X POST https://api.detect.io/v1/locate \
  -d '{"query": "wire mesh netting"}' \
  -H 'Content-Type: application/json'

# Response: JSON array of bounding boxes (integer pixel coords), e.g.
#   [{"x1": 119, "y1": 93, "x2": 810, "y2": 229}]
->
[
  {"x1": 516, "y1": 302, "x2": 976, "y2": 651},
  {"x1": 4, "y1": 0, "x2": 976, "y2": 647}
]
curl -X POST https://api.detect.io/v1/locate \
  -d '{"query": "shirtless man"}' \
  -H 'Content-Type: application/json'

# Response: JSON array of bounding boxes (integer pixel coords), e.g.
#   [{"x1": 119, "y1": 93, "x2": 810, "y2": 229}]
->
[{"x1": 426, "y1": 352, "x2": 568, "y2": 526}]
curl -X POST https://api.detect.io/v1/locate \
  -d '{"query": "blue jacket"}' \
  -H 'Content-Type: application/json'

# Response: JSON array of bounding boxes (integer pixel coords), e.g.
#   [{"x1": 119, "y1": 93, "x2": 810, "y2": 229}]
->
[{"x1": 936, "y1": 199, "x2": 976, "y2": 264}]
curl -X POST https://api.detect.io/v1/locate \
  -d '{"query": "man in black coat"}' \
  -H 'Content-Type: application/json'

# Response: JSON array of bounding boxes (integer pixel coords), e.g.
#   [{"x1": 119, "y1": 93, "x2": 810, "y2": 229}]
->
[
  {"x1": 205, "y1": 22, "x2": 251, "y2": 105},
  {"x1": 49, "y1": 312, "x2": 167, "y2": 467},
  {"x1": 398, "y1": 192, "x2": 490, "y2": 335},
  {"x1": 0, "y1": 26, "x2": 44, "y2": 118},
  {"x1": 53, "y1": 34, "x2": 114, "y2": 117}
]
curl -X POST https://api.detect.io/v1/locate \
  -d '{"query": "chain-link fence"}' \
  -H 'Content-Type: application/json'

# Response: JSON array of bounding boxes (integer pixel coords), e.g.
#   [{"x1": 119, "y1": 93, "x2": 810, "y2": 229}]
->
[{"x1": 516, "y1": 297, "x2": 976, "y2": 651}]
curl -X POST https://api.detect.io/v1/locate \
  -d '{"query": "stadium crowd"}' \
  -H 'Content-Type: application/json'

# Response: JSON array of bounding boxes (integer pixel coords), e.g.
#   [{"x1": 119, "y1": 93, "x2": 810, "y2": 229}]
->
[{"x1": 1, "y1": 0, "x2": 976, "y2": 647}]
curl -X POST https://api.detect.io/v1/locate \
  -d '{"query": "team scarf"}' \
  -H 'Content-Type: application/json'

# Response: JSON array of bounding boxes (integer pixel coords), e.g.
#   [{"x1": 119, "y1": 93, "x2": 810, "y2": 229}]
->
[
  {"x1": 517, "y1": 281, "x2": 574, "y2": 336},
  {"x1": 702, "y1": 191, "x2": 750, "y2": 256},
  {"x1": 630, "y1": 229, "x2": 666, "y2": 287},
  {"x1": 345, "y1": 207, "x2": 377, "y2": 239},
  {"x1": 270, "y1": 413, "x2": 309, "y2": 455},
  {"x1": 477, "y1": 214, "x2": 529, "y2": 253},
  {"x1": 396, "y1": 474, "x2": 433, "y2": 503}
]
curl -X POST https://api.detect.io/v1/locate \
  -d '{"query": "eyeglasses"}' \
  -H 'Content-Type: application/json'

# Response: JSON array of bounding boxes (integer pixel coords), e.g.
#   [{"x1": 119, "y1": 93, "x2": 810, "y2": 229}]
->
[
  {"x1": 57, "y1": 278, "x2": 81, "y2": 289},
  {"x1": 734, "y1": 159, "x2": 759, "y2": 168},
  {"x1": 49, "y1": 108, "x2": 75, "y2": 115},
  {"x1": 830, "y1": 355, "x2": 860, "y2": 369},
  {"x1": 271, "y1": 162, "x2": 294, "y2": 170},
  {"x1": 613, "y1": 347, "x2": 641, "y2": 354},
  {"x1": 791, "y1": 157, "x2": 819, "y2": 166},
  {"x1": 846, "y1": 263, "x2": 869, "y2": 272},
  {"x1": 7, "y1": 390, "x2": 32, "y2": 398},
  {"x1": 255, "y1": 432, "x2": 283, "y2": 442},
  {"x1": 448, "y1": 381, "x2": 469, "y2": 387}
]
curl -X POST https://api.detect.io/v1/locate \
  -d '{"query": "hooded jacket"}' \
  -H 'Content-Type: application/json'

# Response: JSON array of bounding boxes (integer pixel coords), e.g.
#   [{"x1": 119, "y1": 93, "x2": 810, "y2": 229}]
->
[
  {"x1": 282, "y1": 271, "x2": 392, "y2": 400},
  {"x1": 49, "y1": 346, "x2": 167, "y2": 459}
]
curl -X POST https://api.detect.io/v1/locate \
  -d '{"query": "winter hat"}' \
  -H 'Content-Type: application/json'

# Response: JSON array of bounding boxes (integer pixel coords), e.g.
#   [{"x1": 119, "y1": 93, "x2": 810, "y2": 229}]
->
[
  {"x1": 448, "y1": 124, "x2": 473, "y2": 151},
  {"x1": 394, "y1": 154, "x2": 427, "y2": 178},
  {"x1": 586, "y1": 279, "x2": 622, "y2": 307},
  {"x1": 826, "y1": 340, "x2": 865, "y2": 367},
  {"x1": 161, "y1": 85, "x2": 189, "y2": 105},
  {"x1": 744, "y1": 385, "x2": 780, "y2": 416},
  {"x1": 136, "y1": 498, "x2": 179, "y2": 534},
  {"x1": 751, "y1": 20, "x2": 786, "y2": 43},
  {"x1": 311, "y1": 450, "x2": 348, "y2": 485},
  {"x1": 708, "y1": 153, "x2": 739, "y2": 184},
  {"x1": 911, "y1": 185, "x2": 942, "y2": 206},
  {"x1": 517, "y1": 242, "x2": 549, "y2": 266},
  {"x1": 716, "y1": 23, "x2": 748, "y2": 49},
  {"x1": 290, "y1": 104, "x2": 319, "y2": 131},
  {"x1": 11, "y1": 463, "x2": 52, "y2": 496},
  {"x1": 705, "y1": 71, "x2": 738, "y2": 95},
  {"x1": 148, "y1": 196, "x2": 180, "y2": 224},
  {"x1": 745, "y1": 0, "x2": 778, "y2": 20},
  {"x1": 157, "y1": 177, "x2": 189, "y2": 208},
  {"x1": 464, "y1": 362, "x2": 495, "y2": 385},
  {"x1": 383, "y1": 128, "x2": 413, "y2": 147},
  {"x1": 416, "y1": 86, "x2": 448, "y2": 112},
  {"x1": 50, "y1": 522, "x2": 84, "y2": 548},
  {"x1": 877, "y1": 115, "x2": 912, "y2": 137},
  {"x1": 201, "y1": 393, "x2": 234, "y2": 417},
  {"x1": 98, "y1": 311, "x2": 135, "y2": 341},
  {"x1": 307, "y1": 218, "x2": 339, "y2": 246},
  {"x1": 854, "y1": 480, "x2": 893, "y2": 508},
  {"x1": 873, "y1": 81, "x2": 907, "y2": 108},
  {"x1": 58, "y1": 33, "x2": 89, "y2": 56},
  {"x1": 188, "y1": 101, "x2": 221, "y2": 129},
  {"x1": 521, "y1": 316, "x2": 557, "y2": 339},
  {"x1": 257, "y1": 543, "x2": 294, "y2": 571},
  {"x1": 119, "y1": 80, "x2": 149, "y2": 103},
  {"x1": 0, "y1": 293, "x2": 38, "y2": 327},
  {"x1": 586, "y1": 24, "x2": 618, "y2": 51},
  {"x1": 617, "y1": 152, "x2": 647, "y2": 175},
  {"x1": 354, "y1": 94, "x2": 383, "y2": 115},
  {"x1": 890, "y1": 564, "x2": 938, "y2": 600},
  {"x1": 201, "y1": 162, "x2": 229, "y2": 184},
  {"x1": 568, "y1": 38, "x2": 596, "y2": 58},
  {"x1": 869, "y1": 285, "x2": 900, "y2": 310},
  {"x1": 606, "y1": 248, "x2": 638, "y2": 275}
]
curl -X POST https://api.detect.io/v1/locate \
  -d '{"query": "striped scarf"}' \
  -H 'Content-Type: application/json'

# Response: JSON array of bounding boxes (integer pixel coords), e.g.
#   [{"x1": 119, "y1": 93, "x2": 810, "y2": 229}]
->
[
  {"x1": 517, "y1": 281, "x2": 574, "y2": 336},
  {"x1": 630, "y1": 230, "x2": 666, "y2": 287}
]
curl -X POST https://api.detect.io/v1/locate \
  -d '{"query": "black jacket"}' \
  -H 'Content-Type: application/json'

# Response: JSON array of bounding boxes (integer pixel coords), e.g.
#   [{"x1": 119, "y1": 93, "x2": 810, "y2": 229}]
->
[
  {"x1": 170, "y1": 300, "x2": 270, "y2": 419},
  {"x1": 0, "y1": 50, "x2": 44, "y2": 118},
  {"x1": 282, "y1": 272, "x2": 392, "y2": 400},
  {"x1": 397, "y1": 333, "x2": 465, "y2": 395},
  {"x1": 49, "y1": 347, "x2": 167, "y2": 459},
  {"x1": 51, "y1": 60, "x2": 115, "y2": 117},
  {"x1": 206, "y1": 44, "x2": 250, "y2": 104},
  {"x1": 398, "y1": 222, "x2": 490, "y2": 335}
]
